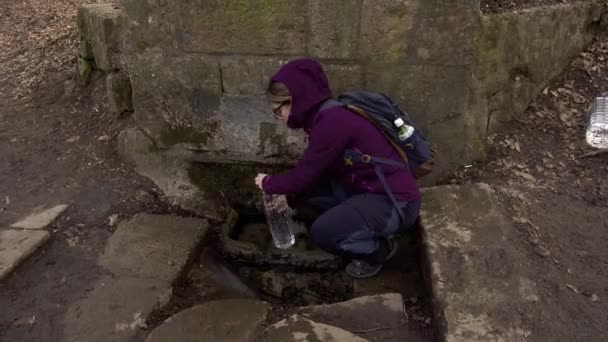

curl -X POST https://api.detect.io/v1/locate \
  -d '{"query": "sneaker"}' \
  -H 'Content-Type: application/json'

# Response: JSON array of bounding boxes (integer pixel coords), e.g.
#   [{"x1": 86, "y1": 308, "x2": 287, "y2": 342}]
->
[
  {"x1": 385, "y1": 237, "x2": 398, "y2": 261},
  {"x1": 345, "y1": 260, "x2": 383, "y2": 279}
]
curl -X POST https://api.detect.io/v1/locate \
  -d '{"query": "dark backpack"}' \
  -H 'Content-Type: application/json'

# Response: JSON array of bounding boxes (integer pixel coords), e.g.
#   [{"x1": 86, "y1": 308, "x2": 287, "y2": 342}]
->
[{"x1": 332, "y1": 91, "x2": 434, "y2": 178}]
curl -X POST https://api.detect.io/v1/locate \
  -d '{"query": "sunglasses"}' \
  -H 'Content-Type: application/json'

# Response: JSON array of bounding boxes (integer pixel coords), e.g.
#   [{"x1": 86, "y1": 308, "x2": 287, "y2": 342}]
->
[{"x1": 272, "y1": 101, "x2": 290, "y2": 118}]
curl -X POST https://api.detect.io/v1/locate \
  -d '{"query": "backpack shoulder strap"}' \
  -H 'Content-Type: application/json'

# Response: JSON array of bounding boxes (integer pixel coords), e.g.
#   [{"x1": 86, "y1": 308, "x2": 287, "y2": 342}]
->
[
  {"x1": 318, "y1": 99, "x2": 344, "y2": 112},
  {"x1": 345, "y1": 105, "x2": 409, "y2": 164}
]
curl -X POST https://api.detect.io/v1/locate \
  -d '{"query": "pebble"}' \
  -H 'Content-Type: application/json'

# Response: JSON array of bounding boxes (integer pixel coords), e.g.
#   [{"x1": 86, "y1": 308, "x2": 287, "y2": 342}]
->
[
  {"x1": 591, "y1": 294, "x2": 600, "y2": 302},
  {"x1": 534, "y1": 245, "x2": 551, "y2": 258},
  {"x1": 566, "y1": 284, "x2": 580, "y2": 294},
  {"x1": 98, "y1": 135, "x2": 111, "y2": 142},
  {"x1": 66, "y1": 136, "x2": 80, "y2": 143}
]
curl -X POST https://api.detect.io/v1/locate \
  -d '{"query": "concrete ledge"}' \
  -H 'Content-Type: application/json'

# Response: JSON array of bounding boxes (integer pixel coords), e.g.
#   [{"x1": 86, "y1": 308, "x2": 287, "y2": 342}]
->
[{"x1": 421, "y1": 183, "x2": 534, "y2": 341}]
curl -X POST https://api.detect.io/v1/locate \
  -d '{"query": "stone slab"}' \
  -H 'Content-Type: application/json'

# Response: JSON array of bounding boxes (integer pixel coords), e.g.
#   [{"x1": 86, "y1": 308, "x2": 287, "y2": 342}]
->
[
  {"x1": 98, "y1": 214, "x2": 208, "y2": 281},
  {"x1": 359, "y1": 0, "x2": 417, "y2": 61},
  {"x1": 266, "y1": 315, "x2": 369, "y2": 342},
  {"x1": 299, "y1": 293, "x2": 407, "y2": 332},
  {"x1": 78, "y1": 4, "x2": 123, "y2": 71},
  {"x1": 220, "y1": 57, "x2": 287, "y2": 96},
  {"x1": 177, "y1": 0, "x2": 307, "y2": 54},
  {"x1": 116, "y1": 128, "x2": 232, "y2": 222},
  {"x1": 0, "y1": 229, "x2": 50, "y2": 280},
  {"x1": 64, "y1": 275, "x2": 172, "y2": 342},
  {"x1": 322, "y1": 63, "x2": 364, "y2": 96},
  {"x1": 127, "y1": 52, "x2": 222, "y2": 147},
  {"x1": 421, "y1": 183, "x2": 534, "y2": 341},
  {"x1": 145, "y1": 299, "x2": 269, "y2": 342},
  {"x1": 10, "y1": 204, "x2": 69, "y2": 229},
  {"x1": 308, "y1": 0, "x2": 360, "y2": 59}
]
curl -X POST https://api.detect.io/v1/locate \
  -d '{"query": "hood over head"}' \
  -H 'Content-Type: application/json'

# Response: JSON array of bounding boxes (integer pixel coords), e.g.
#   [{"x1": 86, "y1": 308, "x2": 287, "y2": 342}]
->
[{"x1": 270, "y1": 59, "x2": 332, "y2": 129}]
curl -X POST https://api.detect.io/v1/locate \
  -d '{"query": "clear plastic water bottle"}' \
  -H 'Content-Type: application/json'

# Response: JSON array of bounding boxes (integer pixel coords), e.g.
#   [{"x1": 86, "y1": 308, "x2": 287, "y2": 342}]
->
[
  {"x1": 394, "y1": 118, "x2": 415, "y2": 141},
  {"x1": 586, "y1": 93, "x2": 608, "y2": 149},
  {"x1": 262, "y1": 194, "x2": 295, "y2": 249}
]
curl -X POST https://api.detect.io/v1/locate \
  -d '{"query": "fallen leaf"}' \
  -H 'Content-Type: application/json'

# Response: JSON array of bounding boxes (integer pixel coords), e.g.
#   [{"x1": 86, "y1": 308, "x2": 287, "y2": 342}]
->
[
  {"x1": 515, "y1": 171, "x2": 536, "y2": 182},
  {"x1": 108, "y1": 214, "x2": 119, "y2": 226},
  {"x1": 66, "y1": 136, "x2": 80, "y2": 143},
  {"x1": 566, "y1": 284, "x2": 580, "y2": 294},
  {"x1": 534, "y1": 245, "x2": 551, "y2": 258}
]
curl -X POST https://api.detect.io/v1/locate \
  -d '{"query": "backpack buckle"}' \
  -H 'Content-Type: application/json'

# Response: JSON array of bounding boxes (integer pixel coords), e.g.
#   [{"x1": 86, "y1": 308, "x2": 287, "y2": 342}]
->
[{"x1": 361, "y1": 154, "x2": 372, "y2": 163}]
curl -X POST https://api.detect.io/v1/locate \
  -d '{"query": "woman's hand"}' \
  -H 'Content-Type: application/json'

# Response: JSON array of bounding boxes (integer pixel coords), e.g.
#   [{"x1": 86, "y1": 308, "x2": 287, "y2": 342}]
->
[{"x1": 254, "y1": 173, "x2": 268, "y2": 191}]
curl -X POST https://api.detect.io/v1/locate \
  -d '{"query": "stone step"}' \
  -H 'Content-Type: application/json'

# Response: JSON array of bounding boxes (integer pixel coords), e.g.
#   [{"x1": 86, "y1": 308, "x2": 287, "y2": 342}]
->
[
  {"x1": 10, "y1": 204, "x2": 69, "y2": 230},
  {"x1": 64, "y1": 275, "x2": 172, "y2": 342},
  {"x1": 98, "y1": 213, "x2": 208, "y2": 281},
  {"x1": 299, "y1": 293, "x2": 407, "y2": 332},
  {"x1": 421, "y1": 183, "x2": 533, "y2": 341},
  {"x1": 266, "y1": 314, "x2": 369, "y2": 342},
  {"x1": 63, "y1": 214, "x2": 209, "y2": 342},
  {"x1": 145, "y1": 299, "x2": 270, "y2": 342}
]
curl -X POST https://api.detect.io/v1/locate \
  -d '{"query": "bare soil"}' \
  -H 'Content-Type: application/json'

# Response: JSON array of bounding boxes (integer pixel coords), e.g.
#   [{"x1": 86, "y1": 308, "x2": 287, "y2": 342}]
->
[
  {"x1": 0, "y1": 1, "x2": 179, "y2": 341},
  {"x1": 481, "y1": 0, "x2": 596, "y2": 14}
]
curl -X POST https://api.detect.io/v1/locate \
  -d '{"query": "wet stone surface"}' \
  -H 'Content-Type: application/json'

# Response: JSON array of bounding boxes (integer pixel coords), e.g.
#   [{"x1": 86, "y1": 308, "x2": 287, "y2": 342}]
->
[
  {"x1": 223, "y1": 220, "x2": 353, "y2": 305},
  {"x1": 140, "y1": 214, "x2": 434, "y2": 341},
  {"x1": 219, "y1": 216, "x2": 342, "y2": 270}
]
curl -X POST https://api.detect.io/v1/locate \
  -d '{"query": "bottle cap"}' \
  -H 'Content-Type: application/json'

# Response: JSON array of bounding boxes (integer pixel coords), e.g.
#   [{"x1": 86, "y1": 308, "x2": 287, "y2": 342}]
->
[{"x1": 394, "y1": 118, "x2": 404, "y2": 127}]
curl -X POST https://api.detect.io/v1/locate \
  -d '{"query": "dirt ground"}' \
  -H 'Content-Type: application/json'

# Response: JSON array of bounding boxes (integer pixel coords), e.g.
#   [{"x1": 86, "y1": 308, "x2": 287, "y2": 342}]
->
[
  {"x1": 481, "y1": 0, "x2": 593, "y2": 13},
  {"x1": 1, "y1": 0, "x2": 608, "y2": 341},
  {"x1": 0, "y1": 1, "x2": 177, "y2": 341}
]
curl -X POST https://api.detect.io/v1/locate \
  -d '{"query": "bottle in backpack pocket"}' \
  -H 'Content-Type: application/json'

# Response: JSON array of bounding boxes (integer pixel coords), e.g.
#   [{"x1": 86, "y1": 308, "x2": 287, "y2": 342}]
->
[
  {"x1": 394, "y1": 118, "x2": 415, "y2": 141},
  {"x1": 586, "y1": 94, "x2": 608, "y2": 149}
]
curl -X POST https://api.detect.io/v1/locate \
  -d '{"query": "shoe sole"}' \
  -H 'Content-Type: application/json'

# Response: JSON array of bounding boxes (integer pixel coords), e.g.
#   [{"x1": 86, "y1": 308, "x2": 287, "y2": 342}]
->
[
  {"x1": 385, "y1": 238, "x2": 398, "y2": 261},
  {"x1": 345, "y1": 263, "x2": 383, "y2": 279}
]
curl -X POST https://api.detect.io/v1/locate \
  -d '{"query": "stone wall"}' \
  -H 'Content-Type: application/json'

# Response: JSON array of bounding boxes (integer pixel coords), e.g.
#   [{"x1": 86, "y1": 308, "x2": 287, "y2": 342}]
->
[
  {"x1": 472, "y1": 4, "x2": 605, "y2": 134},
  {"x1": 78, "y1": 1, "x2": 606, "y2": 217},
  {"x1": 116, "y1": 0, "x2": 484, "y2": 183}
]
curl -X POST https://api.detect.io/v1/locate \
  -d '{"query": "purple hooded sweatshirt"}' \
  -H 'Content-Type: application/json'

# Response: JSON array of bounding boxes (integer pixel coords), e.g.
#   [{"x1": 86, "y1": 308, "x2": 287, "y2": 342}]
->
[{"x1": 262, "y1": 59, "x2": 421, "y2": 202}]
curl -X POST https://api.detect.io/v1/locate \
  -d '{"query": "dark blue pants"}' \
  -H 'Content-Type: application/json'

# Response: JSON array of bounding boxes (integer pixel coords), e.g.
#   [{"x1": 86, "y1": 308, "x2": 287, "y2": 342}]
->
[{"x1": 292, "y1": 182, "x2": 421, "y2": 264}]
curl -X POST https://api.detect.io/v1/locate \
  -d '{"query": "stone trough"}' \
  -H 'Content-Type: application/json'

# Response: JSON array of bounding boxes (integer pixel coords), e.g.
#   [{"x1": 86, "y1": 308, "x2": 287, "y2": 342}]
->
[
  {"x1": 219, "y1": 212, "x2": 342, "y2": 270},
  {"x1": 217, "y1": 212, "x2": 354, "y2": 305}
]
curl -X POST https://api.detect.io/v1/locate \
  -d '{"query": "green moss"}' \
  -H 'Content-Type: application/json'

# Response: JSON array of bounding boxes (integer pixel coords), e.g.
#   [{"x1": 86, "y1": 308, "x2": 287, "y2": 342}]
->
[
  {"x1": 160, "y1": 122, "x2": 219, "y2": 146},
  {"x1": 187, "y1": 162, "x2": 289, "y2": 213},
  {"x1": 78, "y1": 58, "x2": 93, "y2": 85}
]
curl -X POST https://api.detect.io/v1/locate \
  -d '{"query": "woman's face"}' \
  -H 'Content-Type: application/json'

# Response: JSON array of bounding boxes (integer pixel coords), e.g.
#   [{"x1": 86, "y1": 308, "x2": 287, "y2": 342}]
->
[{"x1": 271, "y1": 99, "x2": 291, "y2": 124}]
